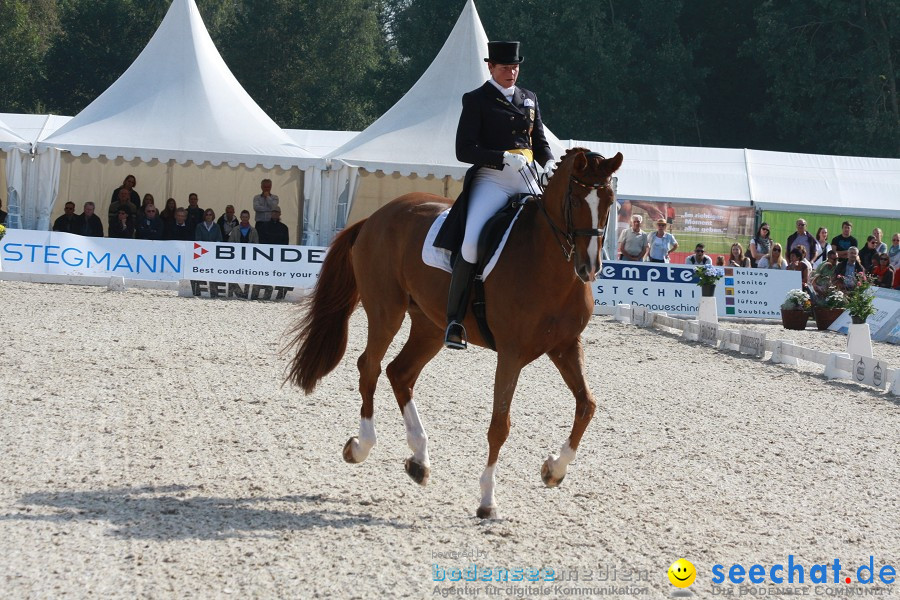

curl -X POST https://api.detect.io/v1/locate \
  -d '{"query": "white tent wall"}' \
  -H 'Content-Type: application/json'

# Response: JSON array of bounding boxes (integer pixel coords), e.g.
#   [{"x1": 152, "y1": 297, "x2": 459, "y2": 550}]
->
[
  {"x1": 1, "y1": 153, "x2": 7, "y2": 209},
  {"x1": 48, "y1": 153, "x2": 305, "y2": 243},
  {"x1": 346, "y1": 170, "x2": 466, "y2": 226},
  {"x1": 303, "y1": 165, "x2": 359, "y2": 245}
]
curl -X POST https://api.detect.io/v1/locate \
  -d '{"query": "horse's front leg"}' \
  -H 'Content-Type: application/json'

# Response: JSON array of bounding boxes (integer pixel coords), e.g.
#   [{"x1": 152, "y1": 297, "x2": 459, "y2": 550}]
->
[
  {"x1": 478, "y1": 353, "x2": 523, "y2": 519},
  {"x1": 542, "y1": 337, "x2": 596, "y2": 487}
]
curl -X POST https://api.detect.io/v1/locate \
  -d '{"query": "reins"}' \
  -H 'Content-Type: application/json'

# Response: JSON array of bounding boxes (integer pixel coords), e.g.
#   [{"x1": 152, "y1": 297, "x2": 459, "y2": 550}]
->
[{"x1": 523, "y1": 152, "x2": 612, "y2": 262}]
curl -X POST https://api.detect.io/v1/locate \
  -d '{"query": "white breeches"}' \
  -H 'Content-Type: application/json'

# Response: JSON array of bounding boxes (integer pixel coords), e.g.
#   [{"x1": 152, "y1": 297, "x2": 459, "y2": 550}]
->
[{"x1": 461, "y1": 165, "x2": 538, "y2": 264}]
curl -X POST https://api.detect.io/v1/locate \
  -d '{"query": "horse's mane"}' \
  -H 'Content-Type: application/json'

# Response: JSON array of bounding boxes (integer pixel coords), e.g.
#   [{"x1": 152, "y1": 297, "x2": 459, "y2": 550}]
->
[{"x1": 543, "y1": 146, "x2": 592, "y2": 190}]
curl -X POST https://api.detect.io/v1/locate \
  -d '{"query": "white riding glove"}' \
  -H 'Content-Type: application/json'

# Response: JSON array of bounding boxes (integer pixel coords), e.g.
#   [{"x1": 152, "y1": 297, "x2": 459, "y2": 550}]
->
[
  {"x1": 502, "y1": 151, "x2": 529, "y2": 172},
  {"x1": 538, "y1": 160, "x2": 556, "y2": 185}
]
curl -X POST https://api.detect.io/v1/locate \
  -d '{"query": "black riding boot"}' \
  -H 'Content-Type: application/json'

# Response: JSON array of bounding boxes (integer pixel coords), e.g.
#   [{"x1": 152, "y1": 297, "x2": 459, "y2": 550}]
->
[{"x1": 444, "y1": 258, "x2": 476, "y2": 349}]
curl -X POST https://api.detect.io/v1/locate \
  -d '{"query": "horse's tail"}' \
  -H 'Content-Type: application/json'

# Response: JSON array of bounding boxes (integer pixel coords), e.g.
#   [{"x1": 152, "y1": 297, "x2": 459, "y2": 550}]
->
[{"x1": 285, "y1": 220, "x2": 365, "y2": 394}]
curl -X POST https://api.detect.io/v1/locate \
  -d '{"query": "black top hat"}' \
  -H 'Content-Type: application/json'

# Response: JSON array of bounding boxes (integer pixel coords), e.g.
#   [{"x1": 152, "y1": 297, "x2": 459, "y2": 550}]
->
[{"x1": 484, "y1": 41, "x2": 524, "y2": 64}]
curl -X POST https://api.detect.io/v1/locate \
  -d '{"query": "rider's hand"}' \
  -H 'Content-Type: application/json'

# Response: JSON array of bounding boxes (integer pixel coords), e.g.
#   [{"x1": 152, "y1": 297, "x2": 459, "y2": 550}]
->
[
  {"x1": 538, "y1": 160, "x2": 555, "y2": 185},
  {"x1": 502, "y1": 151, "x2": 528, "y2": 172}
]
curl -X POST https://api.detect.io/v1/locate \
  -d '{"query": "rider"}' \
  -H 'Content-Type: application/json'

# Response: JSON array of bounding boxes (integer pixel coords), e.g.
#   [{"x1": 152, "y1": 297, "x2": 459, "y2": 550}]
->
[{"x1": 433, "y1": 40, "x2": 554, "y2": 350}]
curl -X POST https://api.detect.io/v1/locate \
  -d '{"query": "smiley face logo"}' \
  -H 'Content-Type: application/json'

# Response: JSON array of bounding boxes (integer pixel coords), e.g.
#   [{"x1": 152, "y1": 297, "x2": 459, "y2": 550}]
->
[{"x1": 667, "y1": 558, "x2": 696, "y2": 588}]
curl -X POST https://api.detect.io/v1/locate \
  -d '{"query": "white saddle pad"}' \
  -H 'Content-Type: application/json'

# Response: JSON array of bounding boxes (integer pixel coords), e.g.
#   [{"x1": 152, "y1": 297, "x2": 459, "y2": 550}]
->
[{"x1": 422, "y1": 205, "x2": 526, "y2": 281}]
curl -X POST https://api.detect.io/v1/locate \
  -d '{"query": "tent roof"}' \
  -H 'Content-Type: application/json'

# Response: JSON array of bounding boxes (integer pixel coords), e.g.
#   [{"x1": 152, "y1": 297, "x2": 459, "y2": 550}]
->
[
  {"x1": 37, "y1": 0, "x2": 322, "y2": 169},
  {"x1": 327, "y1": 0, "x2": 565, "y2": 178},
  {"x1": 0, "y1": 115, "x2": 29, "y2": 151},
  {"x1": 746, "y1": 149, "x2": 900, "y2": 218},
  {"x1": 284, "y1": 129, "x2": 359, "y2": 158},
  {"x1": 1, "y1": 113, "x2": 71, "y2": 145}
]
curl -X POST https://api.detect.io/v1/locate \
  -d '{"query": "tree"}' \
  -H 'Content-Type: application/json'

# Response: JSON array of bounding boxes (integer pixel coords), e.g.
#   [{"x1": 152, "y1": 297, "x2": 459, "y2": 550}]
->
[{"x1": 0, "y1": 0, "x2": 47, "y2": 113}]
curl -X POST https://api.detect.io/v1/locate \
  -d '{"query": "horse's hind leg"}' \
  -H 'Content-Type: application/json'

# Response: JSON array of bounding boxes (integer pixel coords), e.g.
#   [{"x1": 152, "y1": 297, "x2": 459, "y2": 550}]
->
[
  {"x1": 385, "y1": 306, "x2": 444, "y2": 486},
  {"x1": 541, "y1": 337, "x2": 596, "y2": 487},
  {"x1": 343, "y1": 292, "x2": 408, "y2": 464}
]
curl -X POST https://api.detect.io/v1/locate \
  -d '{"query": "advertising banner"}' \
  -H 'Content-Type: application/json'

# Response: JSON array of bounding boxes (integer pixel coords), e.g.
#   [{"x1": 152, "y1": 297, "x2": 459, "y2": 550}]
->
[
  {"x1": 828, "y1": 288, "x2": 900, "y2": 344},
  {"x1": 186, "y1": 241, "x2": 325, "y2": 288},
  {"x1": 592, "y1": 261, "x2": 802, "y2": 319}
]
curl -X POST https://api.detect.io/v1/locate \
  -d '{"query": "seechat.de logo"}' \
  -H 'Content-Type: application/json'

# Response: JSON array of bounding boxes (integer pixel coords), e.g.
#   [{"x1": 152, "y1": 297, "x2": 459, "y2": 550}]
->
[{"x1": 668, "y1": 559, "x2": 697, "y2": 588}]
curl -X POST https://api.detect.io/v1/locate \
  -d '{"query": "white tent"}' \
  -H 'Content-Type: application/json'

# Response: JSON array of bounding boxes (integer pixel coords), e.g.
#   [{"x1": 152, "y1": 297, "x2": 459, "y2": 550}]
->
[
  {"x1": 31, "y1": 0, "x2": 325, "y2": 238},
  {"x1": 0, "y1": 116, "x2": 30, "y2": 229},
  {"x1": 326, "y1": 0, "x2": 565, "y2": 227}
]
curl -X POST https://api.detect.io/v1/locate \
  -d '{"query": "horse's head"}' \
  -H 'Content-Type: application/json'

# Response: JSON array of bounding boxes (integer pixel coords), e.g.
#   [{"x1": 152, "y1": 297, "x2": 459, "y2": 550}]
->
[{"x1": 546, "y1": 149, "x2": 623, "y2": 282}]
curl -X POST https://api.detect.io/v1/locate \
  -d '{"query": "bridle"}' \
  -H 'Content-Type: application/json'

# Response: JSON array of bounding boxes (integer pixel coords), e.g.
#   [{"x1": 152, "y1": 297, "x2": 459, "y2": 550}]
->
[{"x1": 533, "y1": 152, "x2": 613, "y2": 262}]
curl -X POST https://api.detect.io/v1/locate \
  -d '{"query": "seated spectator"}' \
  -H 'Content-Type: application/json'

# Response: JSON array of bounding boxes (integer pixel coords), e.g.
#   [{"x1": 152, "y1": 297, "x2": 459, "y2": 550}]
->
[
  {"x1": 0, "y1": 197, "x2": 7, "y2": 225},
  {"x1": 871, "y1": 253, "x2": 894, "y2": 288},
  {"x1": 78, "y1": 202, "x2": 104, "y2": 237},
  {"x1": 685, "y1": 243, "x2": 712, "y2": 265},
  {"x1": 160, "y1": 198, "x2": 178, "y2": 224},
  {"x1": 757, "y1": 243, "x2": 787, "y2": 269},
  {"x1": 52, "y1": 202, "x2": 81, "y2": 234},
  {"x1": 108, "y1": 187, "x2": 139, "y2": 228},
  {"x1": 258, "y1": 207, "x2": 289, "y2": 245},
  {"x1": 108, "y1": 209, "x2": 135, "y2": 239},
  {"x1": 135, "y1": 204, "x2": 165, "y2": 240},
  {"x1": 228, "y1": 210, "x2": 259, "y2": 243},
  {"x1": 110, "y1": 174, "x2": 140, "y2": 207},
  {"x1": 889, "y1": 232, "x2": 900, "y2": 269},
  {"x1": 859, "y1": 235, "x2": 879, "y2": 272},
  {"x1": 140, "y1": 193, "x2": 156, "y2": 216},
  {"x1": 217, "y1": 204, "x2": 239, "y2": 240},
  {"x1": 164, "y1": 208, "x2": 193, "y2": 241},
  {"x1": 786, "y1": 246, "x2": 813, "y2": 296},
  {"x1": 728, "y1": 242, "x2": 751, "y2": 267},
  {"x1": 835, "y1": 246, "x2": 865, "y2": 290},
  {"x1": 811, "y1": 249, "x2": 839, "y2": 296},
  {"x1": 185, "y1": 193, "x2": 205, "y2": 231},
  {"x1": 195, "y1": 209, "x2": 223, "y2": 242}
]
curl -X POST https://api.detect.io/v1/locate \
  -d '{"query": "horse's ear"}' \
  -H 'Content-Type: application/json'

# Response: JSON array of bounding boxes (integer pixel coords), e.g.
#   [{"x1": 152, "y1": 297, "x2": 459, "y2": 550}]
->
[
  {"x1": 604, "y1": 152, "x2": 624, "y2": 175},
  {"x1": 572, "y1": 150, "x2": 588, "y2": 173}
]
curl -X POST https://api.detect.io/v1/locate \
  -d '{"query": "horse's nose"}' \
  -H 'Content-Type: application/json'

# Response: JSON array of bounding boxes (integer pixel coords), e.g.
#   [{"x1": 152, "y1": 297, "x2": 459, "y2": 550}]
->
[{"x1": 577, "y1": 263, "x2": 595, "y2": 283}]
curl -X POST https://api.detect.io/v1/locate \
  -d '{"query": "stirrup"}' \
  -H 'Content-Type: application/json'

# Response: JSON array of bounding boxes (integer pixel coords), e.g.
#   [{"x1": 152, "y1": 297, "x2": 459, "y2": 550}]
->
[{"x1": 444, "y1": 321, "x2": 468, "y2": 350}]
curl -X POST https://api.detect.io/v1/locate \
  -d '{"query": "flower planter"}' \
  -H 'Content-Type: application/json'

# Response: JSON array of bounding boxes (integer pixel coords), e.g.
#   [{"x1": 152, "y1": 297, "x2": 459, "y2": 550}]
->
[
  {"x1": 813, "y1": 307, "x2": 844, "y2": 330},
  {"x1": 851, "y1": 315, "x2": 866, "y2": 325},
  {"x1": 701, "y1": 284, "x2": 716, "y2": 297},
  {"x1": 780, "y1": 308, "x2": 809, "y2": 330}
]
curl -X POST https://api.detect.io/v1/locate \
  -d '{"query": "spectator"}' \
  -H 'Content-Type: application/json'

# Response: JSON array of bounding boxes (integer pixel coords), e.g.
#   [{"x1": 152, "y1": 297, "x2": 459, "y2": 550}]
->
[
  {"x1": 889, "y1": 233, "x2": 900, "y2": 270},
  {"x1": 871, "y1": 253, "x2": 894, "y2": 288},
  {"x1": 873, "y1": 228, "x2": 887, "y2": 254},
  {"x1": 253, "y1": 178, "x2": 279, "y2": 225},
  {"x1": 185, "y1": 193, "x2": 205, "y2": 232},
  {"x1": 728, "y1": 242, "x2": 751, "y2": 267},
  {"x1": 228, "y1": 210, "x2": 259, "y2": 243},
  {"x1": 164, "y1": 208, "x2": 193, "y2": 241},
  {"x1": 757, "y1": 243, "x2": 787, "y2": 269},
  {"x1": 135, "y1": 204, "x2": 165, "y2": 240},
  {"x1": 811, "y1": 249, "x2": 839, "y2": 296},
  {"x1": 835, "y1": 246, "x2": 865, "y2": 290},
  {"x1": 78, "y1": 202, "x2": 104, "y2": 237},
  {"x1": 786, "y1": 218, "x2": 816, "y2": 260},
  {"x1": 617, "y1": 214, "x2": 648, "y2": 261},
  {"x1": 108, "y1": 209, "x2": 135, "y2": 239},
  {"x1": 160, "y1": 198, "x2": 178, "y2": 224},
  {"x1": 110, "y1": 174, "x2": 140, "y2": 207},
  {"x1": 831, "y1": 221, "x2": 857, "y2": 259},
  {"x1": 748, "y1": 222, "x2": 772, "y2": 267},
  {"x1": 811, "y1": 227, "x2": 831, "y2": 267},
  {"x1": 108, "y1": 187, "x2": 139, "y2": 228},
  {"x1": 786, "y1": 246, "x2": 813, "y2": 295},
  {"x1": 647, "y1": 219, "x2": 677, "y2": 263},
  {"x1": 859, "y1": 235, "x2": 879, "y2": 272},
  {"x1": 259, "y1": 206, "x2": 289, "y2": 245},
  {"x1": 195, "y1": 208, "x2": 223, "y2": 242},
  {"x1": 685, "y1": 243, "x2": 712, "y2": 265},
  {"x1": 0, "y1": 198, "x2": 7, "y2": 224},
  {"x1": 217, "y1": 204, "x2": 239, "y2": 240},
  {"x1": 140, "y1": 193, "x2": 156, "y2": 216},
  {"x1": 894, "y1": 267, "x2": 900, "y2": 290},
  {"x1": 52, "y1": 202, "x2": 81, "y2": 234}
]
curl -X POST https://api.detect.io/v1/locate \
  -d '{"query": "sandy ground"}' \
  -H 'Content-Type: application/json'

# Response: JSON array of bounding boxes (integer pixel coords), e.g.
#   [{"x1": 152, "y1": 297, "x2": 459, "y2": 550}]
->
[{"x1": 1, "y1": 280, "x2": 899, "y2": 599}]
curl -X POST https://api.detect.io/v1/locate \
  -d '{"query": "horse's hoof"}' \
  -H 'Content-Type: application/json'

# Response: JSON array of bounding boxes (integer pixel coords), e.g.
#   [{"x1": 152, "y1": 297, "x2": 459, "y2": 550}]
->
[
  {"x1": 476, "y1": 505, "x2": 498, "y2": 520},
  {"x1": 404, "y1": 458, "x2": 430, "y2": 486},
  {"x1": 343, "y1": 437, "x2": 361, "y2": 463},
  {"x1": 541, "y1": 459, "x2": 565, "y2": 487}
]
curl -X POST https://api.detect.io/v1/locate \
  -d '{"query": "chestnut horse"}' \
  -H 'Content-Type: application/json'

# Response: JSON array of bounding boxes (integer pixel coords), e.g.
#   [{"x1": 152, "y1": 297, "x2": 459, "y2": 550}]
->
[{"x1": 287, "y1": 148, "x2": 623, "y2": 518}]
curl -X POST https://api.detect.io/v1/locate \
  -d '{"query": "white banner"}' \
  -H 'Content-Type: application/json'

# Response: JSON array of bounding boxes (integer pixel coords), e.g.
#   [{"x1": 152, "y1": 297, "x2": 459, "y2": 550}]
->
[
  {"x1": 592, "y1": 261, "x2": 802, "y2": 319},
  {"x1": 1, "y1": 229, "x2": 327, "y2": 291}
]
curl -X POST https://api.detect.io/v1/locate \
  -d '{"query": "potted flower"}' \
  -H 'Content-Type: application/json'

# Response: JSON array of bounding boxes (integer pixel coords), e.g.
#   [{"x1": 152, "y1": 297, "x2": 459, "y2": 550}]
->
[
  {"x1": 780, "y1": 289, "x2": 811, "y2": 330},
  {"x1": 813, "y1": 287, "x2": 847, "y2": 330},
  {"x1": 694, "y1": 264, "x2": 723, "y2": 297},
  {"x1": 846, "y1": 275, "x2": 877, "y2": 324}
]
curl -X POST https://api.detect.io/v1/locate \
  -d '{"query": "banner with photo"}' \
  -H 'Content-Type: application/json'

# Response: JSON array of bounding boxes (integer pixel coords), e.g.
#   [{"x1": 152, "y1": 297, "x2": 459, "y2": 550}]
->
[{"x1": 616, "y1": 199, "x2": 756, "y2": 265}]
